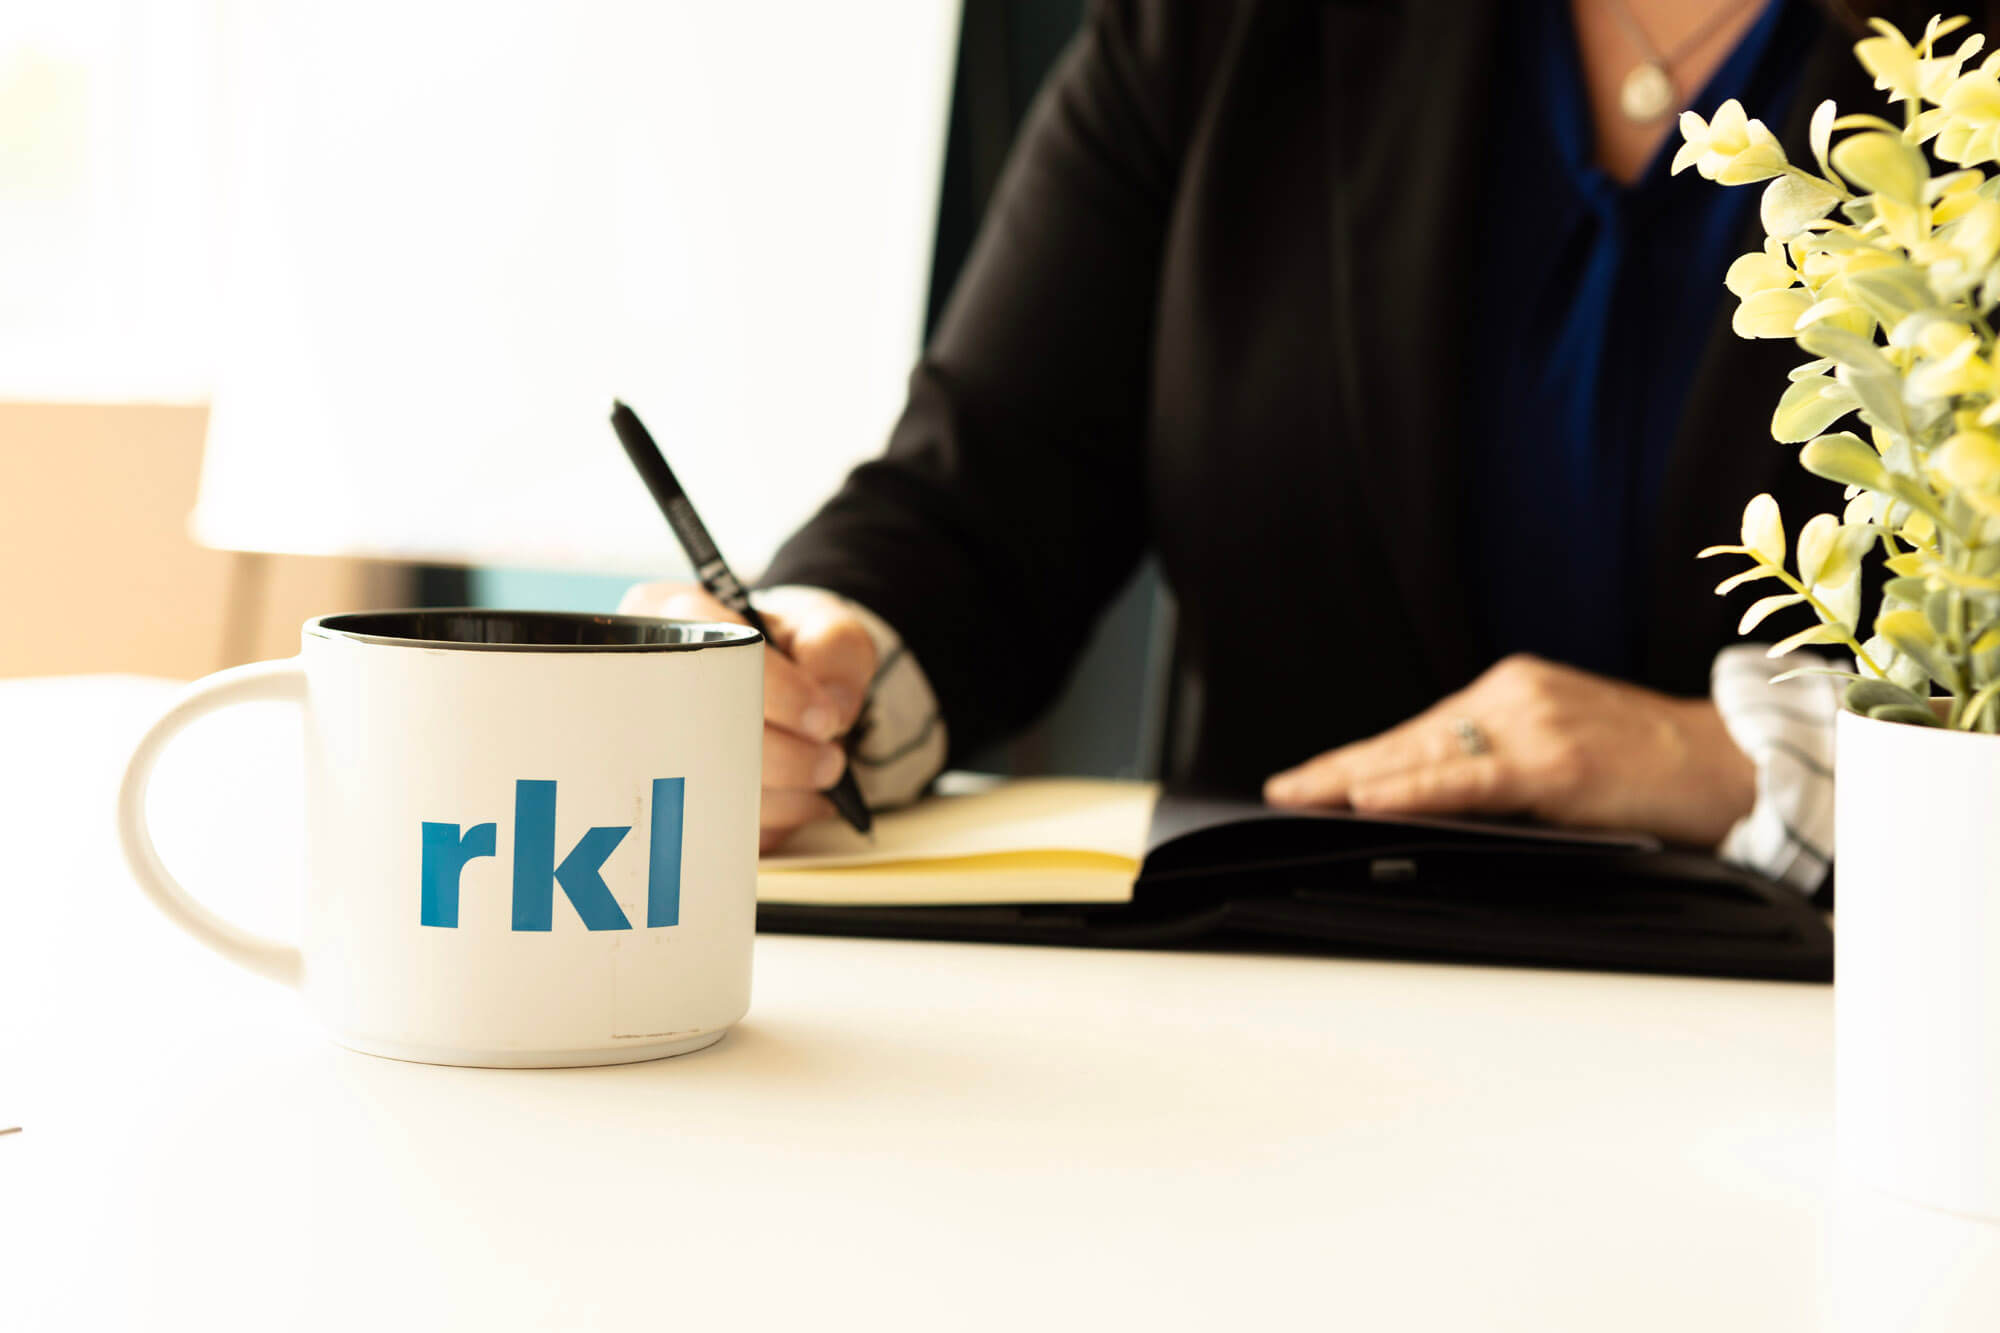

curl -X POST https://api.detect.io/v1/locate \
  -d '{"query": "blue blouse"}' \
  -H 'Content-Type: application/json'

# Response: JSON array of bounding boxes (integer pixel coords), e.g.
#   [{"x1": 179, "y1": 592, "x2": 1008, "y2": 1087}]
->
[{"x1": 1465, "y1": 0, "x2": 1816, "y2": 677}]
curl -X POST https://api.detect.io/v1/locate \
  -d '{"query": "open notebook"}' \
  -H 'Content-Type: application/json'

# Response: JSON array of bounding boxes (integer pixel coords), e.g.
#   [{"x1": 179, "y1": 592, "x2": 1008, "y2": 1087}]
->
[
  {"x1": 758, "y1": 779, "x2": 1159, "y2": 906},
  {"x1": 755, "y1": 778, "x2": 1835, "y2": 982}
]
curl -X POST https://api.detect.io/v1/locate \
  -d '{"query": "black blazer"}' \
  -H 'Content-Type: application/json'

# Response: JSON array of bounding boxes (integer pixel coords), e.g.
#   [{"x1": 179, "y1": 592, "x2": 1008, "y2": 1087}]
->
[{"x1": 763, "y1": 0, "x2": 1877, "y2": 796}]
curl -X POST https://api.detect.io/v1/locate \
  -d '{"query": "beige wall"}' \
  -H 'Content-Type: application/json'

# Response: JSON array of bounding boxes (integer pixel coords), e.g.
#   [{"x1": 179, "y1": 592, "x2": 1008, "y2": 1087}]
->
[{"x1": 0, "y1": 403, "x2": 411, "y2": 680}]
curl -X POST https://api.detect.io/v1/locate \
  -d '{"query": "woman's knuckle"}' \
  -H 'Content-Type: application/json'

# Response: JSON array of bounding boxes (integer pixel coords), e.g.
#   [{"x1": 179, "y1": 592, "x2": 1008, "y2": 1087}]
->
[
  {"x1": 809, "y1": 616, "x2": 872, "y2": 664},
  {"x1": 836, "y1": 618, "x2": 875, "y2": 654},
  {"x1": 618, "y1": 581, "x2": 663, "y2": 612},
  {"x1": 662, "y1": 591, "x2": 708, "y2": 618},
  {"x1": 1483, "y1": 654, "x2": 1545, "y2": 704},
  {"x1": 1524, "y1": 693, "x2": 1567, "y2": 729},
  {"x1": 1539, "y1": 738, "x2": 1590, "y2": 790}
]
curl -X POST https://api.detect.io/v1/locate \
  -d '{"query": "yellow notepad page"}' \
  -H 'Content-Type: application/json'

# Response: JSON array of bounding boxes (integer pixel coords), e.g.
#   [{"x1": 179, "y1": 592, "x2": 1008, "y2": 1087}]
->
[{"x1": 757, "y1": 777, "x2": 1161, "y2": 907}]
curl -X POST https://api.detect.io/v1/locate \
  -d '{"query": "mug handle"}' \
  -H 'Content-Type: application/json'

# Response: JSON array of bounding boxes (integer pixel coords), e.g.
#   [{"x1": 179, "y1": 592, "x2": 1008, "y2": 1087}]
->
[{"x1": 117, "y1": 658, "x2": 308, "y2": 988}]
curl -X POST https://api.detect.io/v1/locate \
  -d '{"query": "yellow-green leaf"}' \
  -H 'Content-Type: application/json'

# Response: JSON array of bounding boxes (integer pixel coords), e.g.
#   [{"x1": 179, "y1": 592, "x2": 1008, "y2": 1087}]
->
[
  {"x1": 1841, "y1": 265, "x2": 1933, "y2": 325},
  {"x1": 1819, "y1": 574, "x2": 1863, "y2": 629},
  {"x1": 1817, "y1": 525, "x2": 1875, "y2": 589},
  {"x1": 1926, "y1": 14, "x2": 1972, "y2": 44},
  {"x1": 1741, "y1": 494, "x2": 1786, "y2": 566},
  {"x1": 1741, "y1": 593, "x2": 1806, "y2": 633},
  {"x1": 1907, "y1": 336, "x2": 1988, "y2": 399},
  {"x1": 1761, "y1": 172, "x2": 1844, "y2": 239},
  {"x1": 1671, "y1": 109, "x2": 1710, "y2": 176},
  {"x1": 1830, "y1": 112, "x2": 1905, "y2": 133},
  {"x1": 1772, "y1": 377, "x2": 1854, "y2": 441},
  {"x1": 1879, "y1": 606, "x2": 1937, "y2": 649},
  {"x1": 1797, "y1": 322, "x2": 1892, "y2": 373},
  {"x1": 1714, "y1": 141, "x2": 1789, "y2": 185},
  {"x1": 1715, "y1": 566, "x2": 1780, "y2": 595},
  {"x1": 1957, "y1": 198, "x2": 2000, "y2": 268},
  {"x1": 1734, "y1": 288, "x2": 1814, "y2": 338},
  {"x1": 1796, "y1": 512, "x2": 1840, "y2": 584},
  {"x1": 1795, "y1": 297, "x2": 1876, "y2": 337},
  {"x1": 1944, "y1": 68, "x2": 2000, "y2": 123},
  {"x1": 1801, "y1": 432, "x2": 1890, "y2": 491},
  {"x1": 1857, "y1": 29, "x2": 1922, "y2": 104},
  {"x1": 1725, "y1": 249, "x2": 1796, "y2": 297},
  {"x1": 1766, "y1": 623, "x2": 1851, "y2": 656},
  {"x1": 1809, "y1": 99, "x2": 1836, "y2": 177},
  {"x1": 1830, "y1": 130, "x2": 1929, "y2": 204},
  {"x1": 1932, "y1": 430, "x2": 2000, "y2": 490}
]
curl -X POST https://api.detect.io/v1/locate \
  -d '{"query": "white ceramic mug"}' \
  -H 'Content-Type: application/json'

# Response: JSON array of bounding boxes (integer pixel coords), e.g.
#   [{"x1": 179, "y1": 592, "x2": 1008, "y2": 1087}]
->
[{"x1": 117, "y1": 609, "x2": 764, "y2": 1068}]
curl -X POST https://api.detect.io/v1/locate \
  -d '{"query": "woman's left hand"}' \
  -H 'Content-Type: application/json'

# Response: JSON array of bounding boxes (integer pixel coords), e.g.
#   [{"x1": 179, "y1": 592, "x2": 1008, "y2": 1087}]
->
[{"x1": 1261, "y1": 654, "x2": 1756, "y2": 848}]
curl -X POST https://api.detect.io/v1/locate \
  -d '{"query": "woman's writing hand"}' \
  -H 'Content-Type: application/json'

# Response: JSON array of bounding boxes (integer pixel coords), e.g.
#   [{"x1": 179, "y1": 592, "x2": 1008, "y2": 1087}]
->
[
  {"x1": 618, "y1": 582, "x2": 876, "y2": 852},
  {"x1": 1262, "y1": 654, "x2": 1755, "y2": 848}
]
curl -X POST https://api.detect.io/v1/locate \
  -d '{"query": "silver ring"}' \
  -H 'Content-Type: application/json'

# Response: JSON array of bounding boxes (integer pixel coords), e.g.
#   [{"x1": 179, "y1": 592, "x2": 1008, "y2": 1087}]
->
[{"x1": 1452, "y1": 718, "x2": 1491, "y2": 757}]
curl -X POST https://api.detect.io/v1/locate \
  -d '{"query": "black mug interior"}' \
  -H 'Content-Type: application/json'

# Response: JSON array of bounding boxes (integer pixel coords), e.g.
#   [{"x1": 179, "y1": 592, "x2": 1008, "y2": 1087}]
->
[{"x1": 306, "y1": 609, "x2": 762, "y2": 652}]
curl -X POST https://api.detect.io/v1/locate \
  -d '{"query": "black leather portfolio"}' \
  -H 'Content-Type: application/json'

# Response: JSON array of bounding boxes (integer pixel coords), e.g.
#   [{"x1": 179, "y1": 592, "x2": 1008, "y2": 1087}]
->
[{"x1": 756, "y1": 793, "x2": 1834, "y2": 983}]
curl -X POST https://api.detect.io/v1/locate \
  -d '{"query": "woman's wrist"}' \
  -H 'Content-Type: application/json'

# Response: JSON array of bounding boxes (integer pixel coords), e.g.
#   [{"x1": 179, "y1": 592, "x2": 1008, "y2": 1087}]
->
[{"x1": 1668, "y1": 694, "x2": 1759, "y2": 849}]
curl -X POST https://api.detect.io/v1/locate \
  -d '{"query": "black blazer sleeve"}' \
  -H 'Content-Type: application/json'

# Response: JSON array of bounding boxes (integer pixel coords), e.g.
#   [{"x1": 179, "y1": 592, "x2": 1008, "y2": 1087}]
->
[{"x1": 761, "y1": 0, "x2": 1205, "y2": 765}]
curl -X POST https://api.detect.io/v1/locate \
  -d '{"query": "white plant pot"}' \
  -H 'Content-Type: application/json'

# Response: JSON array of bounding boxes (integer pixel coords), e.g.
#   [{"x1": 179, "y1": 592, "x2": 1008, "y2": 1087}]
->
[{"x1": 1836, "y1": 708, "x2": 2000, "y2": 1220}]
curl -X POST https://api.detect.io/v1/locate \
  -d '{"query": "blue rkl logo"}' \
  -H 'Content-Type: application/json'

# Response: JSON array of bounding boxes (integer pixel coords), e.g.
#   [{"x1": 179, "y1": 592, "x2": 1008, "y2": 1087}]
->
[{"x1": 420, "y1": 778, "x2": 684, "y2": 932}]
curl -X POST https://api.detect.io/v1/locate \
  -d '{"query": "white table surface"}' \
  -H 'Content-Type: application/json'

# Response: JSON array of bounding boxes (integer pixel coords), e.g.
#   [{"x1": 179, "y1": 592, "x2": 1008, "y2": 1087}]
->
[{"x1": 3, "y1": 674, "x2": 1997, "y2": 1333}]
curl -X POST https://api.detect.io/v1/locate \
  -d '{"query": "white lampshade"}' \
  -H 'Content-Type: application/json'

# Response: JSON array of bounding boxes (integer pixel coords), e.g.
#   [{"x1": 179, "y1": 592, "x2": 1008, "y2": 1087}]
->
[{"x1": 193, "y1": 1, "x2": 959, "y2": 578}]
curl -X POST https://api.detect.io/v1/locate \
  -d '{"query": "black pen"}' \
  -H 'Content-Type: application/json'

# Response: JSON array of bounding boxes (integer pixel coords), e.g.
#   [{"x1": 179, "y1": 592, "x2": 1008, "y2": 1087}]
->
[{"x1": 609, "y1": 400, "x2": 873, "y2": 837}]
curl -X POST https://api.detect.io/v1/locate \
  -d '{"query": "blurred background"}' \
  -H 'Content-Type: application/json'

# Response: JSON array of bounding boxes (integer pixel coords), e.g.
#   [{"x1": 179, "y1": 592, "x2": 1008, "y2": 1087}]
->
[{"x1": 0, "y1": 0, "x2": 1170, "y2": 777}]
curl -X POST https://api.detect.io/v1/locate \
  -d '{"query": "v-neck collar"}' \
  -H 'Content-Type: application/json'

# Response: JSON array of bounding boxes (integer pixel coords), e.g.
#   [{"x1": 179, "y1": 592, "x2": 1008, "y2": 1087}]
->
[
  {"x1": 1542, "y1": 0, "x2": 1793, "y2": 207},
  {"x1": 1320, "y1": 0, "x2": 1849, "y2": 694}
]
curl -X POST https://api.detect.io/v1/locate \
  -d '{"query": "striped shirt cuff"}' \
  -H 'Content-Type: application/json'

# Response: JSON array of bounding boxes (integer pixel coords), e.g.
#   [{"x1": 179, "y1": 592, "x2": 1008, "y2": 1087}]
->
[
  {"x1": 1711, "y1": 644, "x2": 1839, "y2": 895},
  {"x1": 750, "y1": 586, "x2": 948, "y2": 810}
]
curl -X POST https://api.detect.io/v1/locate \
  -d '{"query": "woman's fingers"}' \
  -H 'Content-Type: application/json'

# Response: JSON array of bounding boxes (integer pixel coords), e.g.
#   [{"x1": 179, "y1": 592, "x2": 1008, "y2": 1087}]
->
[
  {"x1": 764, "y1": 723, "x2": 847, "y2": 792},
  {"x1": 760, "y1": 789, "x2": 835, "y2": 852},
  {"x1": 623, "y1": 579, "x2": 875, "y2": 850},
  {"x1": 762, "y1": 650, "x2": 845, "y2": 743},
  {"x1": 1263, "y1": 711, "x2": 1461, "y2": 807},
  {"x1": 1252, "y1": 653, "x2": 1757, "y2": 846},
  {"x1": 619, "y1": 580, "x2": 846, "y2": 742},
  {"x1": 775, "y1": 599, "x2": 877, "y2": 730},
  {"x1": 1261, "y1": 656, "x2": 1568, "y2": 809},
  {"x1": 1348, "y1": 755, "x2": 1515, "y2": 816},
  {"x1": 761, "y1": 787, "x2": 835, "y2": 828}
]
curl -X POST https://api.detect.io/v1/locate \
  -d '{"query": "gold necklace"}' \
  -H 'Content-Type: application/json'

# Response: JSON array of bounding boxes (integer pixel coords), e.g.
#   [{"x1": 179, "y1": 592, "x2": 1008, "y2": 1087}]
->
[{"x1": 1601, "y1": 0, "x2": 1763, "y2": 123}]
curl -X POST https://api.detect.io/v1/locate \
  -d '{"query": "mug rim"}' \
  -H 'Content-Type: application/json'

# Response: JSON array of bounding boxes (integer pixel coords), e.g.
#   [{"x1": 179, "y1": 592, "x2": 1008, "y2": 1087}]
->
[{"x1": 304, "y1": 608, "x2": 764, "y2": 653}]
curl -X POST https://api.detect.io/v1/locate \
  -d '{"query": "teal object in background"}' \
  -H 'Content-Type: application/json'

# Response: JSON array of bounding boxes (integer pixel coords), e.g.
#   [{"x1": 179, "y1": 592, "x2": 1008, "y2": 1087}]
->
[{"x1": 469, "y1": 567, "x2": 649, "y2": 615}]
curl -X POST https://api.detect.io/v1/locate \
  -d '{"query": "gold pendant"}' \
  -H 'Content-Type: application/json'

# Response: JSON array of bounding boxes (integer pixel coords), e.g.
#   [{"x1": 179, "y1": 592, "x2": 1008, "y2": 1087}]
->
[{"x1": 1620, "y1": 61, "x2": 1676, "y2": 123}]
